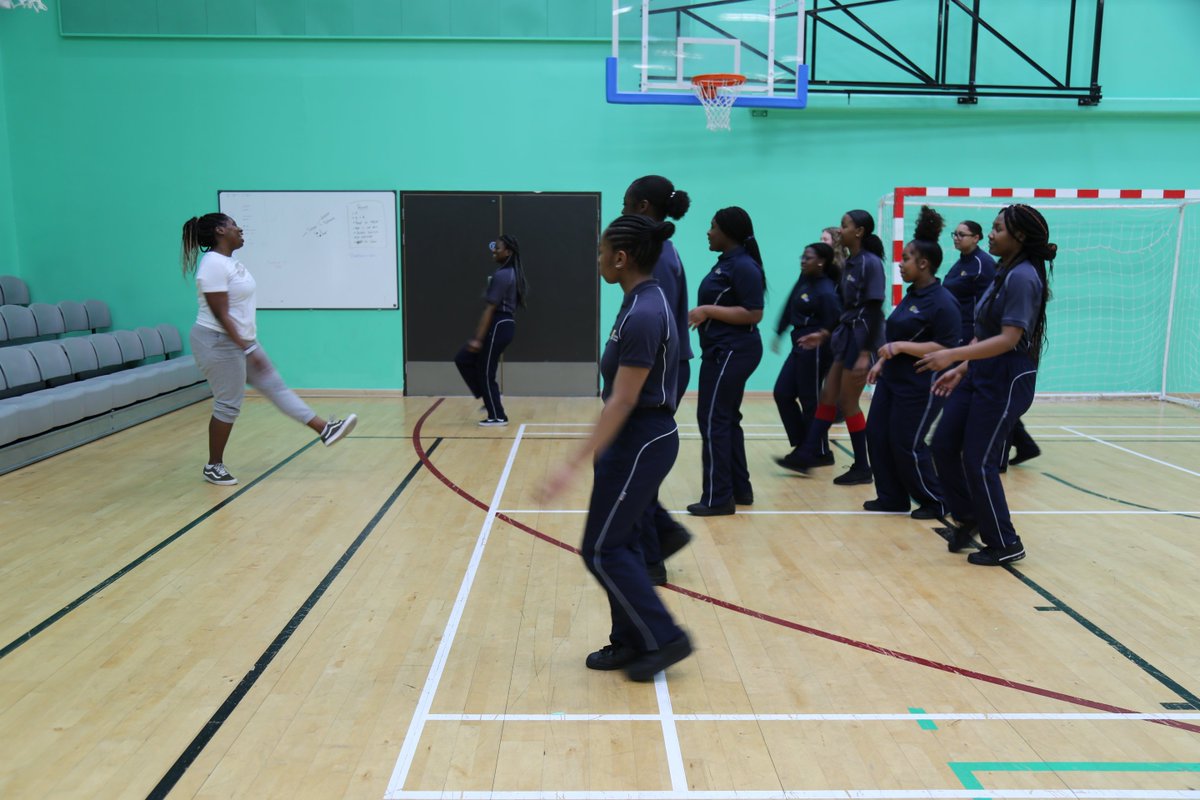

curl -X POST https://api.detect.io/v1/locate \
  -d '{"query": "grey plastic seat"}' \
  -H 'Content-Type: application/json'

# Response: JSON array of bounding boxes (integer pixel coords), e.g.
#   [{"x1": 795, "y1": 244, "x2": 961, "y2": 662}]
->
[
  {"x1": 157, "y1": 323, "x2": 184, "y2": 355},
  {"x1": 83, "y1": 299, "x2": 112, "y2": 331},
  {"x1": 0, "y1": 276, "x2": 30, "y2": 306},
  {"x1": 88, "y1": 333, "x2": 154, "y2": 407},
  {"x1": 0, "y1": 345, "x2": 41, "y2": 393},
  {"x1": 30, "y1": 303, "x2": 65, "y2": 337},
  {"x1": 87, "y1": 333, "x2": 123, "y2": 371},
  {"x1": 61, "y1": 337, "x2": 100, "y2": 377},
  {"x1": 27, "y1": 341, "x2": 72, "y2": 385},
  {"x1": 58, "y1": 301, "x2": 90, "y2": 333},
  {"x1": 0, "y1": 312, "x2": 8, "y2": 344},
  {"x1": 136, "y1": 327, "x2": 165, "y2": 359},
  {"x1": 113, "y1": 330, "x2": 146, "y2": 364},
  {"x1": 0, "y1": 347, "x2": 55, "y2": 442},
  {"x1": 26, "y1": 342, "x2": 89, "y2": 426},
  {"x1": 0, "y1": 305, "x2": 37, "y2": 342}
]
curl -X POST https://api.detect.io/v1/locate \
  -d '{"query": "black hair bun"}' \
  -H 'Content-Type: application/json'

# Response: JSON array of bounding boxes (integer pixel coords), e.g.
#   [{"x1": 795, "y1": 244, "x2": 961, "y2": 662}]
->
[
  {"x1": 654, "y1": 220, "x2": 677, "y2": 243},
  {"x1": 914, "y1": 205, "x2": 945, "y2": 242}
]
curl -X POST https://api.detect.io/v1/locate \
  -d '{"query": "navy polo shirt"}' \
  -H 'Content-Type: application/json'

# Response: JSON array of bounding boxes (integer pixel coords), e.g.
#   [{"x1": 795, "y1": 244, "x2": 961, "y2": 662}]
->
[
  {"x1": 942, "y1": 247, "x2": 997, "y2": 344},
  {"x1": 651, "y1": 240, "x2": 694, "y2": 361},
  {"x1": 838, "y1": 250, "x2": 887, "y2": 324},
  {"x1": 882, "y1": 278, "x2": 962, "y2": 390},
  {"x1": 975, "y1": 260, "x2": 1045, "y2": 355},
  {"x1": 775, "y1": 275, "x2": 841, "y2": 340},
  {"x1": 696, "y1": 246, "x2": 765, "y2": 349},
  {"x1": 485, "y1": 263, "x2": 518, "y2": 313},
  {"x1": 601, "y1": 279, "x2": 680, "y2": 411}
]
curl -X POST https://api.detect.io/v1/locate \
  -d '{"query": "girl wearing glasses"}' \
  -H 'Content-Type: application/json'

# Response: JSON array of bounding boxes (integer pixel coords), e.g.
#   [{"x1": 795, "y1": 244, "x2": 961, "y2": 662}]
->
[{"x1": 454, "y1": 234, "x2": 528, "y2": 426}]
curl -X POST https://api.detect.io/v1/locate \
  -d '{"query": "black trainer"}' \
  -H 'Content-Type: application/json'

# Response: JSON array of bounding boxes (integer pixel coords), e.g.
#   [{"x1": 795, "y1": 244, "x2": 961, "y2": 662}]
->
[
  {"x1": 946, "y1": 521, "x2": 979, "y2": 553},
  {"x1": 203, "y1": 463, "x2": 238, "y2": 486},
  {"x1": 646, "y1": 561, "x2": 667, "y2": 586},
  {"x1": 910, "y1": 504, "x2": 943, "y2": 520},
  {"x1": 1009, "y1": 446, "x2": 1041, "y2": 466},
  {"x1": 968, "y1": 542, "x2": 1026, "y2": 566},
  {"x1": 863, "y1": 499, "x2": 908, "y2": 512},
  {"x1": 833, "y1": 465, "x2": 873, "y2": 485},
  {"x1": 686, "y1": 501, "x2": 735, "y2": 517},
  {"x1": 625, "y1": 633, "x2": 693, "y2": 682},
  {"x1": 774, "y1": 450, "x2": 812, "y2": 474},
  {"x1": 735, "y1": 492, "x2": 754, "y2": 506},
  {"x1": 657, "y1": 522, "x2": 693, "y2": 561},
  {"x1": 811, "y1": 452, "x2": 837, "y2": 467},
  {"x1": 320, "y1": 414, "x2": 358, "y2": 446},
  {"x1": 586, "y1": 643, "x2": 639, "y2": 671}
]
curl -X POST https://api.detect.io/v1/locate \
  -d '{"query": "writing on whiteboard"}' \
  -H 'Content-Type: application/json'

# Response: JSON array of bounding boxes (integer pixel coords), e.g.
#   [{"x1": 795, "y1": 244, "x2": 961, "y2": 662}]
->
[
  {"x1": 349, "y1": 201, "x2": 384, "y2": 248},
  {"x1": 303, "y1": 211, "x2": 336, "y2": 239}
]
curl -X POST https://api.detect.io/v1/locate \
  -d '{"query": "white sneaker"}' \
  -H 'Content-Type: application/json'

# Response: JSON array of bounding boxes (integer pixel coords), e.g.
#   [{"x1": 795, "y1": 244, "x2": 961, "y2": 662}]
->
[
  {"x1": 478, "y1": 418, "x2": 509, "y2": 427},
  {"x1": 320, "y1": 413, "x2": 358, "y2": 446}
]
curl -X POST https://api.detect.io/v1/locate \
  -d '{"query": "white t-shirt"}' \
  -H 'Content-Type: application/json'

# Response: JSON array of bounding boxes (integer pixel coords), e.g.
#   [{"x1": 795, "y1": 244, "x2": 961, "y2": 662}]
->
[{"x1": 195, "y1": 251, "x2": 257, "y2": 341}]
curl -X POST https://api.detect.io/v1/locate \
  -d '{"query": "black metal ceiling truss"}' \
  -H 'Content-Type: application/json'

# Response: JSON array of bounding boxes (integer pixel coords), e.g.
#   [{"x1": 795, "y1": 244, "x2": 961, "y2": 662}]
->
[{"x1": 651, "y1": 0, "x2": 1105, "y2": 105}]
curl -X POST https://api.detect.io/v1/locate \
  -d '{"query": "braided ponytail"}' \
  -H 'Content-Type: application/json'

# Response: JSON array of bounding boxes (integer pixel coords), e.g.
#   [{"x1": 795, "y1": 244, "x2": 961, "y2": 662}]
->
[{"x1": 180, "y1": 213, "x2": 229, "y2": 277}]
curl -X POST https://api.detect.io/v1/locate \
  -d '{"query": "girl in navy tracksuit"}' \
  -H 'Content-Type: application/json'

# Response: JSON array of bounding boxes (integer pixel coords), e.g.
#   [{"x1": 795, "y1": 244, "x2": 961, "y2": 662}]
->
[
  {"x1": 622, "y1": 176, "x2": 695, "y2": 585},
  {"x1": 773, "y1": 242, "x2": 841, "y2": 466},
  {"x1": 687, "y1": 207, "x2": 766, "y2": 517},
  {"x1": 541, "y1": 214, "x2": 691, "y2": 682},
  {"x1": 454, "y1": 234, "x2": 528, "y2": 426},
  {"x1": 776, "y1": 210, "x2": 886, "y2": 486},
  {"x1": 864, "y1": 207, "x2": 961, "y2": 519},
  {"x1": 946, "y1": 220, "x2": 1040, "y2": 469},
  {"x1": 917, "y1": 204, "x2": 1055, "y2": 566}
]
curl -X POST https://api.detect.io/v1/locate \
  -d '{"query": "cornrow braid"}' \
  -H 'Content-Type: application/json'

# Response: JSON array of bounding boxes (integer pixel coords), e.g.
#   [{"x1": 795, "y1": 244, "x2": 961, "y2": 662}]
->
[
  {"x1": 983, "y1": 204, "x2": 1056, "y2": 362},
  {"x1": 497, "y1": 233, "x2": 529, "y2": 309},
  {"x1": 603, "y1": 214, "x2": 676, "y2": 273},
  {"x1": 180, "y1": 213, "x2": 230, "y2": 277}
]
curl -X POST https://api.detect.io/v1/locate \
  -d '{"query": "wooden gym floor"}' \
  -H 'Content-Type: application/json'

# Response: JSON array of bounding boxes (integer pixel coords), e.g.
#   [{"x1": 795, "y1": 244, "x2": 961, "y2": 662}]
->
[{"x1": 0, "y1": 395, "x2": 1197, "y2": 799}]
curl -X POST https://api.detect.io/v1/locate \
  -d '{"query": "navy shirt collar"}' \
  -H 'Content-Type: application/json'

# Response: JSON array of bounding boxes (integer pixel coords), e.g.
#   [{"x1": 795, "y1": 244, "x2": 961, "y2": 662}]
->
[
  {"x1": 626, "y1": 277, "x2": 661, "y2": 298},
  {"x1": 716, "y1": 245, "x2": 747, "y2": 263},
  {"x1": 905, "y1": 278, "x2": 943, "y2": 298}
]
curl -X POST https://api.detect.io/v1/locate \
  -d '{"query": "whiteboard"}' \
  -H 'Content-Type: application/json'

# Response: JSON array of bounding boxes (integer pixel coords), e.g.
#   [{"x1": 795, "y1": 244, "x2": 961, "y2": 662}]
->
[{"x1": 217, "y1": 190, "x2": 398, "y2": 309}]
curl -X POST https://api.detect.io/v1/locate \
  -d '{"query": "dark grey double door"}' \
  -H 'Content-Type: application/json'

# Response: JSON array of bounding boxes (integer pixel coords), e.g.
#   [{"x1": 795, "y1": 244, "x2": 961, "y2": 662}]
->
[{"x1": 402, "y1": 192, "x2": 601, "y2": 397}]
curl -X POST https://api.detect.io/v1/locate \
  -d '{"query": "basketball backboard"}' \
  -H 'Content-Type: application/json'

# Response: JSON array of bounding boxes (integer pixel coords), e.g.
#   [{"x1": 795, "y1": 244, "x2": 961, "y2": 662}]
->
[{"x1": 608, "y1": 0, "x2": 809, "y2": 108}]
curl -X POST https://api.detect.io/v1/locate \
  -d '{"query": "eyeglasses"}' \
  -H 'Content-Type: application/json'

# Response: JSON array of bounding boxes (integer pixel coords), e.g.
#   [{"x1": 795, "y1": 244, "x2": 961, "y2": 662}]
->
[{"x1": 951, "y1": 232, "x2": 978, "y2": 239}]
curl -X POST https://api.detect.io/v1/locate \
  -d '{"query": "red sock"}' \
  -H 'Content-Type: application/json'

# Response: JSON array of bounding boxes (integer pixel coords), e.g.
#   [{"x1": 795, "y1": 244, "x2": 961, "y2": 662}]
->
[
  {"x1": 845, "y1": 412, "x2": 866, "y2": 433},
  {"x1": 815, "y1": 404, "x2": 837, "y2": 422}
]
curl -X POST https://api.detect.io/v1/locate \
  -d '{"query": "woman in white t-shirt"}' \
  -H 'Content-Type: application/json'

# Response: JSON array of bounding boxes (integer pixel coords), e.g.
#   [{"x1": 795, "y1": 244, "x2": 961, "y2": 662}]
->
[{"x1": 181, "y1": 213, "x2": 357, "y2": 486}]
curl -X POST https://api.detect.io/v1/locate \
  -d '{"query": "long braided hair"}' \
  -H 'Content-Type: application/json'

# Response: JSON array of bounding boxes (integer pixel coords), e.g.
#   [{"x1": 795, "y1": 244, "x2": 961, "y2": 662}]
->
[
  {"x1": 987, "y1": 204, "x2": 1056, "y2": 361},
  {"x1": 603, "y1": 214, "x2": 676, "y2": 272},
  {"x1": 180, "y1": 213, "x2": 230, "y2": 277},
  {"x1": 496, "y1": 233, "x2": 529, "y2": 309}
]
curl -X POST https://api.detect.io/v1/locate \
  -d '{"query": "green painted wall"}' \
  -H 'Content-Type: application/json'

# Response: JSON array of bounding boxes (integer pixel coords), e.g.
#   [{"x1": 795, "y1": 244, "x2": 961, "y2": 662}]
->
[
  {"x1": 0, "y1": 2, "x2": 1197, "y2": 391},
  {"x1": 0, "y1": 37, "x2": 17, "y2": 277}
]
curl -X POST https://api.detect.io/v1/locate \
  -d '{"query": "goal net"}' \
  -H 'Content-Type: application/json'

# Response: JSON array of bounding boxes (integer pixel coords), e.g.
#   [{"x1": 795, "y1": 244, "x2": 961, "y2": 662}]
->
[{"x1": 880, "y1": 188, "x2": 1200, "y2": 405}]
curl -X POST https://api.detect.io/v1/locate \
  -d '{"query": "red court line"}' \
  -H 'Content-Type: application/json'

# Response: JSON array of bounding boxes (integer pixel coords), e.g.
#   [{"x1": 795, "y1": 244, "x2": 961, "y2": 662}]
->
[{"x1": 411, "y1": 400, "x2": 1200, "y2": 735}]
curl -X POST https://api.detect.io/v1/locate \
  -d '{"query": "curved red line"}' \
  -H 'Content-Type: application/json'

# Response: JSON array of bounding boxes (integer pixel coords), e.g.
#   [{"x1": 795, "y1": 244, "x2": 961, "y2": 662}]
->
[{"x1": 411, "y1": 400, "x2": 1200, "y2": 735}]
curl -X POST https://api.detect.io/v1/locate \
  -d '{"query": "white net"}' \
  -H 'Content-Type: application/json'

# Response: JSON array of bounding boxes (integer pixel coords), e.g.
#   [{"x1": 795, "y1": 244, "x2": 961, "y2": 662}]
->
[
  {"x1": 881, "y1": 194, "x2": 1200, "y2": 402},
  {"x1": 0, "y1": 0, "x2": 49, "y2": 11},
  {"x1": 692, "y1": 77, "x2": 744, "y2": 132}
]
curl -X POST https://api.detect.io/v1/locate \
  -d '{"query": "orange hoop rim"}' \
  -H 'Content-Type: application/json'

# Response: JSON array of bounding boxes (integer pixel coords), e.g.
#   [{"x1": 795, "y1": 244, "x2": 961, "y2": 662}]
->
[{"x1": 691, "y1": 73, "x2": 747, "y2": 89}]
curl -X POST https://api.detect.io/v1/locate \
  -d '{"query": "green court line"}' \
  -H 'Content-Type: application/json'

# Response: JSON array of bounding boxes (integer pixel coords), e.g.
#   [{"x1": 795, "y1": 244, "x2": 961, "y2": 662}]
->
[
  {"x1": 908, "y1": 707, "x2": 938, "y2": 730},
  {"x1": 950, "y1": 761, "x2": 1200, "y2": 798}
]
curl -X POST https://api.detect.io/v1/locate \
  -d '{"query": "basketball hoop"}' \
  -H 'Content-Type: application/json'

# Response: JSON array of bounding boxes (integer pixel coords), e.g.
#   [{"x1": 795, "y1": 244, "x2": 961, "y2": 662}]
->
[{"x1": 691, "y1": 73, "x2": 746, "y2": 132}]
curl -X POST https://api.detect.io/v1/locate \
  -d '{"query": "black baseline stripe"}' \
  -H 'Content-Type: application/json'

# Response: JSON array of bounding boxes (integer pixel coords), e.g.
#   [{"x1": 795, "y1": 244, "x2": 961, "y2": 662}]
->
[
  {"x1": 146, "y1": 438, "x2": 441, "y2": 800},
  {"x1": 931, "y1": 518, "x2": 1200, "y2": 707},
  {"x1": 1001, "y1": 564, "x2": 1200, "y2": 709},
  {"x1": 1041, "y1": 471, "x2": 1200, "y2": 521},
  {"x1": 0, "y1": 440, "x2": 319, "y2": 661}
]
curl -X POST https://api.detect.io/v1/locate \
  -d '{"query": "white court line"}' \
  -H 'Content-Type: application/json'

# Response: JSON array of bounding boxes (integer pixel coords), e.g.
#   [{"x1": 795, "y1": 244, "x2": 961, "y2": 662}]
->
[
  {"x1": 388, "y1": 789, "x2": 1200, "y2": 799},
  {"x1": 1062, "y1": 426, "x2": 1200, "y2": 478},
  {"x1": 425, "y1": 712, "x2": 1200, "y2": 722},
  {"x1": 655, "y1": 672, "x2": 687, "y2": 792},
  {"x1": 499, "y1": 509, "x2": 1200, "y2": 517},
  {"x1": 385, "y1": 425, "x2": 527, "y2": 797}
]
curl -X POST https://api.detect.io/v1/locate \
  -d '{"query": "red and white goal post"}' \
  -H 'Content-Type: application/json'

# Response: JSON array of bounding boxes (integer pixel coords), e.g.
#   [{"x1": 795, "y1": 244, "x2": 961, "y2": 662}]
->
[{"x1": 879, "y1": 187, "x2": 1200, "y2": 405}]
